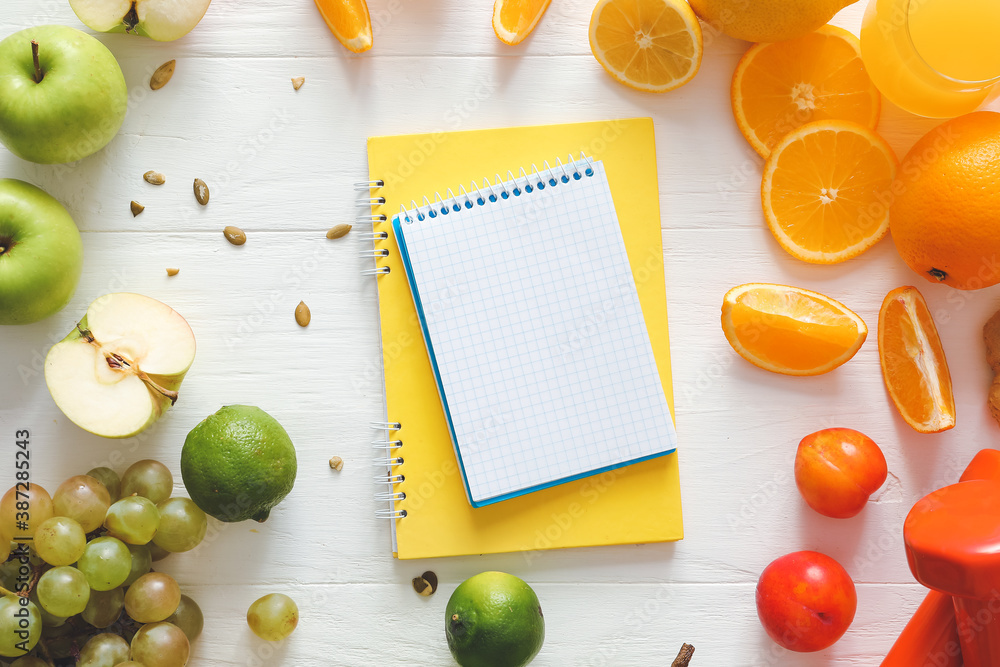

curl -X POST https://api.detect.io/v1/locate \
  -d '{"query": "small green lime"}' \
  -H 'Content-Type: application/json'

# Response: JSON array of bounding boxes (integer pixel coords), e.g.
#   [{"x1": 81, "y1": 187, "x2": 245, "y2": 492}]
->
[
  {"x1": 445, "y1": 571, "x2": 544, "y2": 667},
  {"x1": 180, "y1": 405, "x2": 296, "y2": 522}
]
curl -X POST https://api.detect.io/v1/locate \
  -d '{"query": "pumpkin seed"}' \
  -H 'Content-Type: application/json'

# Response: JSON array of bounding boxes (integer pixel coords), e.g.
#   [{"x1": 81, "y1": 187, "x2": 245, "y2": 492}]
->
[
  {"x1": 166, "y1": 268, "x2": 179, "y2": 276},
  {"x1": 295, "y1": 301, "x2": 311, "y2": 327},
  {"x1": 291, "y1": 76, "x2": 305, "y2": 90},
  {"x1": 150, "y1": 60, "x2": 175, "y2": 90},
  {"x1": 130, "y1": 201, "x2": 144, "y2": 217},
  {"x1": 326, "y1": 224, "x2": 352, "y2": 239},
  {"x1": 223, "y1": 226, "x2": 246, "y2": 245},
  {"x1": 193, "y1": 178, "x2": 209, "y2": 205},
  {"x1": 143, "y1": 171, "x2": 165, "y2": 185}
]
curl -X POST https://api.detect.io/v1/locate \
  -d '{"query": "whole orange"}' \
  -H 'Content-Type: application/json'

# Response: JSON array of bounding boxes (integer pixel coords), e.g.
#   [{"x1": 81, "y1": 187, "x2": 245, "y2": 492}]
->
[{"x1": 889, "y1": 111, "x2": 1000, "y2": 290}]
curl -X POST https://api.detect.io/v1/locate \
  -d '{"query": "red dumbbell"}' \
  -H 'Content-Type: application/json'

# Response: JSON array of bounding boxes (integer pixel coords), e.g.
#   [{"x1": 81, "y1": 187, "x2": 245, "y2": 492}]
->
[
  {"x1": 882, "y1": 448, "x2": 1000, "y2": 667},
  {"x1": 905, "y1": 478, "x2": 1000, "y2": 667}
]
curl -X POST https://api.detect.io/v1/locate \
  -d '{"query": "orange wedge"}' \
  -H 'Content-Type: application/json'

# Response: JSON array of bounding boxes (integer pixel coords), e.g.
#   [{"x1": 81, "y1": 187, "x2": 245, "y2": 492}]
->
[
  {"x1": 722, "y1": 283, "x2": 868, "y2": 376},
  {"x1": 589, "y1": 0, "x2": 703, "y2": 93},
  {"x1": 315, "y1": 0, "x2": 373, "y2": 53},
  {"x1": 878, "y1": 286, "x2": 955, "y2": 433},
  {"x1": 762, "y1": 120, "x2": 898, "y2": 264},
  {"x1": 732, "y1": 25, "x2": 881, "y2": 159},
  {"x1": 493, "y1": 0, "x2": 553, "y2": 45}
]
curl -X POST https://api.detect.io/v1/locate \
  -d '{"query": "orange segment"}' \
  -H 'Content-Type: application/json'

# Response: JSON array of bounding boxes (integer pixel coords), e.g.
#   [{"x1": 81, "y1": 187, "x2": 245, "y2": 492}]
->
[
  {"x1": 878, "y1": 286, "x2": 955, "y2": 433},
  {"x1": 589, "y1": 0, "x2": 703, "y2": 93},
  {"x1": 314, "y1": 0, "x2": 373, "y2": 53},
  {"x1": 493, "y1": 0, "x2": 553, "y2": 45},
  {"x1": 721, "y1": 283, "x2": 868, "y2": 376},
  {"x1": 762, "y1": 120, "x2": 898, "y2": 264},
  {"x1": 732, "y1": 25, "x2": 881, "y2": 159}
]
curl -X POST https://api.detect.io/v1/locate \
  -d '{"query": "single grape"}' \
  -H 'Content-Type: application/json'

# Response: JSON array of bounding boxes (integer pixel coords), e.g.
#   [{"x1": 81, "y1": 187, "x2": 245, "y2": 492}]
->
[
  {"x1": 81, "y1": 586, "x2": 125, "y2": 628},
  {"x1": 36, "y1": 566, "x2": 90, "y2": 616},
  {"x1": 148, "y1": 542, "x2": 171, "y2": 562},
  {"x1": 121, "y1": 460, "x2": 174, "y2": 505},
  {"x1": 114, "y1": 662, "x2": 149, "y2": 667},
  {"x1": 130, "y1": 621, "x2": 190, "y2": 667},
  {"x1": 104, "y1": 496, "x2": 160, "y2": 545},
  {"x1": 86, "y1": 467, "x2": 122, "y2": 501},
  {"x1": 0, "y1": 484, "x2": 53, "y2": 540},
  {"x1": 52, "y1": 475, "x2": 111, "y2": 533},
  {"x1": 0, "y1": 595, "x2": 41, "y2": 658},
  {"x1": 11, "y1": 656, "x2": 50, "y2": 667},
  {"x1": 78, "y1": 632, "x2": 129, "y2": 667},
  {"x1": 247, "y1": 593, "x2": 299, "y2": 641},
  {"x1": 78, "y1": 536, "x2": 132, "y2": 591},
  {"x1": 165, "y1": 594, "x2": 204, "y2": 642},
  {"x1": 32, "y1": 516, "x2": 86, "y2": 566},
  {"x1": 123, "y1": 544, "x2": 152, "y2": 586},
  {"x1": 124, "y1": 572, "x2": 181, "y2": 623},
  {"x1": 29, "y1": 589, "x2": 67, "y2": 628},
  {"x1": 153, "y1": 498, "x2": 207, "y2": 553},
  {"x1": 0, "y1": 558, "x2": 19, "y2": 591},
  {"x1": 0, "y1": 527, "x2": 9, "y2": 562}
]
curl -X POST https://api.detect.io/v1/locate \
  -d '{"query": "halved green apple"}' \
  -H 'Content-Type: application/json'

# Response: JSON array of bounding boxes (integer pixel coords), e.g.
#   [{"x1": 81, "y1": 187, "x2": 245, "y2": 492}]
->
[
  {"x1": 45, "y1": 293, "x2": 196, "y2": 438},
  {"x1": 69, "y1": 0, "x2": 213, "y2": 42}
]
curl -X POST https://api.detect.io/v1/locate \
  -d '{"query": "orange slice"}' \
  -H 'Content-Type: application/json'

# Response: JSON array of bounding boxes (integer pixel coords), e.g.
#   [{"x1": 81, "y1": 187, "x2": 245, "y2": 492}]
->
[
  {"x1": 878, "y1": 286, "x2": 955, "y2": 433},
  {"x1": 732, "y1": 25, "x2": 881, "y2": 159},
  {"x1": 589, "y1": 0, "x2": 703, "y2": 93},
  {"x1": 722, "y1": 283, "x2": 868, "y2": 376},
  {"x1": 493, "y1": 0, "x2": 553, "y2": 45},
  {"x1": 314, "y1": 0, "x2": 373, "y2": 53},
  {"x1": 761, "y1": 120, "x2": 898, "y2": 264}
]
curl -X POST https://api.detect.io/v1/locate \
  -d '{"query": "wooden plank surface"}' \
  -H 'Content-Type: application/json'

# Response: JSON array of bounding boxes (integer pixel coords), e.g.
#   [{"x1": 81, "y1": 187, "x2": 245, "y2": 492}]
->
[{"x1": 2, "y1": 0, "x2": 1000, "y2": 663}]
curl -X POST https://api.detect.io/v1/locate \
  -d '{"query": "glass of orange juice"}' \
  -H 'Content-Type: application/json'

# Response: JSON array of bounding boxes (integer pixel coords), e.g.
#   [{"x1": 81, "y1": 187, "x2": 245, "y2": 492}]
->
[{"x1": 860, "y1": 0, "x2": 1000, "y2": 118}]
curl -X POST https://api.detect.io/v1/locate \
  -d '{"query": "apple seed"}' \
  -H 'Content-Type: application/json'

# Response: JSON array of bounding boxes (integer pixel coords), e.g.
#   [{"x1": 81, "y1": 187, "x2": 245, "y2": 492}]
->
[
  {"x1": 295, "y1": 301, "x2": 311, "y2": 327},
  {"x1": 326, "y1": 224, "x2": 352, "y2": 239},
  {"x1": 130, "y1": 201, "x2": 144, "y2": 217},
  {"x1": 193, "y1": 178, "x2": 209, "y2": 205},
  {"x1": 411, "y1": 571, "x2": 437, "y2": 596},
  {"x1": 329, "y1": 456, "x2": 344, "y2": 471},
  {"x1": 150, "y1": 60, "x2": 175, "y2": 90},
  {"x1": 143, "y1": 171, "x2": 165, "y2": 185},
  {"x1": 291, "y1": 77, "x2": 305, "y2": 90},
  {"x1": 223, "y1": 226, "x2": 246, "y2": 246},
  {"x1": 166, "y1": 268, "x2": 179, "y2": 276}
]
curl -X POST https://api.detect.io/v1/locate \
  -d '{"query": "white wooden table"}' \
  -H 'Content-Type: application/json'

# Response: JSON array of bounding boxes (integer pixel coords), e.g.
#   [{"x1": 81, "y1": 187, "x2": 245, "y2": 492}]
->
[{"x1": 2, "y1": 1, "x2": 1000, "y2": 664}]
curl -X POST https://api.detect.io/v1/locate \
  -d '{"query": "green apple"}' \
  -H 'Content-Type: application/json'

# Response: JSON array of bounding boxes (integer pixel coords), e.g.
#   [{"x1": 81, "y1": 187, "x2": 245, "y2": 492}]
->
[
  {"x1": 45, "y1": 293, "x2": 197, "y2": 438},
  {"x1": 70, "y1": 0, "x2": 213, "y2": 42},
  {"x1": 0, "y1": 25, "x2": 127, "y2": 164},
  {"x1": 0, "y1": 179, "x2": 83, "y2": 325}
]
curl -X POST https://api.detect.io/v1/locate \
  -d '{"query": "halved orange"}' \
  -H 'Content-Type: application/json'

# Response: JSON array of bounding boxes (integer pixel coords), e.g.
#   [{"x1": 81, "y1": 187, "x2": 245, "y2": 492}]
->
[
  {"x1": 762, "y1": 120, "x2": 898, "y2": 264},
  {"x1": 315, "y1": 0, "x2": 373, "y2": 53},
  {"x1": 732, "y1": 25, "x2": 881, "y2": 159},
  {"x1": 493, "y1": 0, "x2": 553, "y2": 45},
  {"x1": 589, "y1": 0, "x2": 703, "y2": 93},
  {"x1": 878, "y1": 286, "x2": 955, "y2": 433},
  {"x1": 722, "y1": 283, "x2": 867, "y2": 376}
]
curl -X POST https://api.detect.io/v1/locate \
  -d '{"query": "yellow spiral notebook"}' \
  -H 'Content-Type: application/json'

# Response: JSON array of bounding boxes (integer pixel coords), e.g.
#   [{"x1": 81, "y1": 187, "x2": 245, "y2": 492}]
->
[{"x1": 364, "y1": 118, "x2": 682, "y2": 559}]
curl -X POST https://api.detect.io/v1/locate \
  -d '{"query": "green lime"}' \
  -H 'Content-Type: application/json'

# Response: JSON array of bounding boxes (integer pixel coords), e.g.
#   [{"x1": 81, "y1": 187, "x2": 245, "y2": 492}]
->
[
  {"x1": 180, "y1": 405, "x2": 296, "y2": 523},
  {"x1": 445, "y1": 571, "x2": 544, "y2": 667}
]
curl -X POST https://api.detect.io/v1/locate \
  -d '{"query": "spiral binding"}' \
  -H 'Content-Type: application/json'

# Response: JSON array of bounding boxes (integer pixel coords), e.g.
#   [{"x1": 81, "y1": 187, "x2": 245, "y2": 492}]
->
[
  {"x1": 361, "y1": 153, "x2": 597, "y2": 523},
  {"x1": 371, "y1": 421, "x2": 405, "y2": 520}
]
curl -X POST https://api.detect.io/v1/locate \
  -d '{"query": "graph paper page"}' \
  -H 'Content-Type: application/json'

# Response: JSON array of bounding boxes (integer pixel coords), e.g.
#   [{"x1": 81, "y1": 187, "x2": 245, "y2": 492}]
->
[{"x1": 395, "y1": 160, "x2": 677, "y2": 505}]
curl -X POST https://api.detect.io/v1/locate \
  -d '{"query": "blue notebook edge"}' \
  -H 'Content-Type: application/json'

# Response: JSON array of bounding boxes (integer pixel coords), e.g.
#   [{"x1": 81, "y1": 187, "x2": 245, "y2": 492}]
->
[{"x1": 392, "y1": 205, "x2": 677, "y2": 509}]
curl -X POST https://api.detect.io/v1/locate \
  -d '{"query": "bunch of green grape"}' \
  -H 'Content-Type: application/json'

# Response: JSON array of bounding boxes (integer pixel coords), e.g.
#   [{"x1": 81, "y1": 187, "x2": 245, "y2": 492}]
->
[{"x1": 0, "y1": 460, "x2": 207, "y2": 666}]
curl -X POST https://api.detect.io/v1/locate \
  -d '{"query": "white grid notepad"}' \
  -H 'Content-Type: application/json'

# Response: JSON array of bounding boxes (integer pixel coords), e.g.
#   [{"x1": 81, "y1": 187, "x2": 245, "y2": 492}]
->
[{"x1": 394, "y1": 159, "x2": 677, "y2": 506}]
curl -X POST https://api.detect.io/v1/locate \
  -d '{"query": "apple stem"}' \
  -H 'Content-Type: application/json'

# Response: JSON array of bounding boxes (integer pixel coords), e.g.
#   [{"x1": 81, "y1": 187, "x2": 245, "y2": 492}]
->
[
  {"x1": 671, "y1": 644, "x2": 695, "y2": 667},
  {"x1": 31, "y1": 40, "x2": 42, "y2": 83}
]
